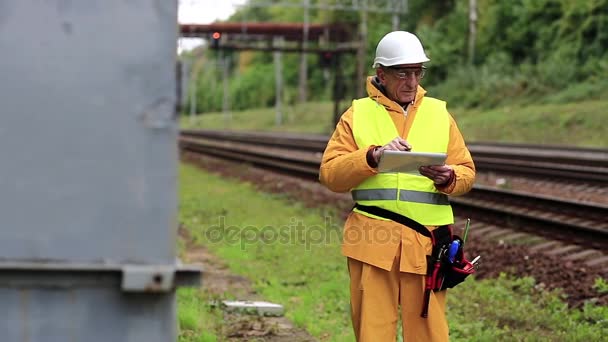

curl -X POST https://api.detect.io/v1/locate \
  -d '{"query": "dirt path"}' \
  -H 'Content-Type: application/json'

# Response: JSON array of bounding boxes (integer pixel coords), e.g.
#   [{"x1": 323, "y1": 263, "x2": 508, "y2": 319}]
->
[{"x1": 179, "y1": 226, "x2": 318, "y2": 342}]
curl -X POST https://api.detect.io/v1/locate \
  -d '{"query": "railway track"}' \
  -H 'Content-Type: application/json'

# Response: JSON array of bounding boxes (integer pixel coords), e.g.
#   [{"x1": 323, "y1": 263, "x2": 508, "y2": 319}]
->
[
  {"x1": 181, "y1": 129, "x2": 608, "y2": 184},
  {"x1": 179, "y1": 130, "x2": 608, "y2": 253}
]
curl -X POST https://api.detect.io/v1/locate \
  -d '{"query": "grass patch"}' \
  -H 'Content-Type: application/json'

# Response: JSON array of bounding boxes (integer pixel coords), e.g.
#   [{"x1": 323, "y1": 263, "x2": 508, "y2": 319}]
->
[
  {"x1": 181, "y1": 101, "x2": 337, "y2": 135},
  {"x1": 178, "y1": 162, "x2": 352, "y2": 341},
  {"x1": 180, "y1": 99, "x2": 608, "y2": 148},
  {"x1": 449, "y1": 274, "x2": 608, "y2": 341},
  {"x1": 177, "y1": 163, "x2": 607, "y2": 341},
  {"x1": 454, "y1": 100, "x2": 608, "y2": 147},
  {"x1": 177, "y1": 288, "x2": 222, "y2": 342}
]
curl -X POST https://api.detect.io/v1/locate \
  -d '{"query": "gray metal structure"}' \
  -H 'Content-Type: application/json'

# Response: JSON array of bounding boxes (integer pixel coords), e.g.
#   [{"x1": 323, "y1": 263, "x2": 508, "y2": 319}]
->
[{"x1": 0, "y1": 1, "x2": 200, "y2": 341}]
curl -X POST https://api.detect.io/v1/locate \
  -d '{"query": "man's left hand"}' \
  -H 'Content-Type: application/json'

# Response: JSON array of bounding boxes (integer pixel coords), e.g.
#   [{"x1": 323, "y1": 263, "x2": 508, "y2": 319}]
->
[{"x1": 419, "y1": 165, "x2": 454, "y2": 185}]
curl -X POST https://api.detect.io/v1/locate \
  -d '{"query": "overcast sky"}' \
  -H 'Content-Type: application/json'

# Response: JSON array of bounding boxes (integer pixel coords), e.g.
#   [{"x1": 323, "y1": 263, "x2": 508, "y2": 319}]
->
[
  {"x1": 178, "y1": 0, "x2": 247, "y2": 51},
  {"x1": 178, "y1": 0, "x2": 246, "y2": 24}
]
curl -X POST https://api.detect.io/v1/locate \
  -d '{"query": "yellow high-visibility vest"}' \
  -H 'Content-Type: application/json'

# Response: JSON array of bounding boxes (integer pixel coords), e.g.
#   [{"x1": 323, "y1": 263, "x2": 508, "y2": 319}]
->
[{"x1": 351, "y1": 97, "x2": 453, "y2": 225}]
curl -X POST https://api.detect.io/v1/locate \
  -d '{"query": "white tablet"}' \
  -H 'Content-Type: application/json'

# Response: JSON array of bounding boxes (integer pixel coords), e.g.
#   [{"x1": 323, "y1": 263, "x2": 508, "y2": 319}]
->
[{"x1": 378, "y1": 150, "x2": 447, "y2": 174}]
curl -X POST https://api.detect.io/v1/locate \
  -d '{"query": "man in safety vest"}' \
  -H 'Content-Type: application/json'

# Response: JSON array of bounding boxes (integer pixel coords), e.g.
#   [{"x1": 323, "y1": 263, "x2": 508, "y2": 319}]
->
[{"x1": 319, "y1": 31, "x2": 476, "y2": 341}]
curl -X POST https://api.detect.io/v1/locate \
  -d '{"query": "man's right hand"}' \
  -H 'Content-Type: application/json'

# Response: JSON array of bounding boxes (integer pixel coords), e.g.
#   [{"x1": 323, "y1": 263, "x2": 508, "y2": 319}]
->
[{"x1": 373, "y1": 137, "x2": 412, "y2": 164}]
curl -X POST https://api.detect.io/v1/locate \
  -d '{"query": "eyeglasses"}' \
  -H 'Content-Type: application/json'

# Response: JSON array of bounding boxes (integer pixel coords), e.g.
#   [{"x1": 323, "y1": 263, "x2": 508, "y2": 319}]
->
[{"x1": 388, "y1": 66, "x2": 426, "y2": 80}]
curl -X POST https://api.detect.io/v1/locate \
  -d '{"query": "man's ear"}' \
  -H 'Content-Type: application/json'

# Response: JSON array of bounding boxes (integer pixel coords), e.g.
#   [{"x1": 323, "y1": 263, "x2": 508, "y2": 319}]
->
[{"x1": 376, "y1": 68, "x2": 387, "y2": 85}]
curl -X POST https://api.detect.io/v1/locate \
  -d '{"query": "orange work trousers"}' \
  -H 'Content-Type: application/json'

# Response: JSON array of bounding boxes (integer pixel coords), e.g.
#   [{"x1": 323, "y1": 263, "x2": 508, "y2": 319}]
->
[{"x1": 347, "y1": 254, "x2": 448, "y2": 341}]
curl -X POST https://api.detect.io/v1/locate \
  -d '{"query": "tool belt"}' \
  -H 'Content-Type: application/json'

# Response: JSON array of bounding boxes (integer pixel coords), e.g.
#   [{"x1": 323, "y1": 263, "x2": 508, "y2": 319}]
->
[{"x1": 354, "y1": 204, "x2": 475, "y2": 318}]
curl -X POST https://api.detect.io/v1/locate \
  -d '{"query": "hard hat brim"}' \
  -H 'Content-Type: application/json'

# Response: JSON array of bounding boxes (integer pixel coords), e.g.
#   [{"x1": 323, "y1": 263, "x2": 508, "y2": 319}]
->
[{"x1": 373, "y1": 56, "x2": 430, "y2": 68}]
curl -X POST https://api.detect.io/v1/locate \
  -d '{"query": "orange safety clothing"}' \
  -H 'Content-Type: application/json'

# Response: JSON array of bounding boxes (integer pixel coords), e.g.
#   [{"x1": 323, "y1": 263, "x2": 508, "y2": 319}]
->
[
  {"x1": 319, "y1": 76, "x2": 475, "y2": 341},
  {"x1": 319, "y1": 76, "x2": 476, "y2": 273},
  {"x1": 348, "y1": 250, "x2": 448, "y2": 341}
]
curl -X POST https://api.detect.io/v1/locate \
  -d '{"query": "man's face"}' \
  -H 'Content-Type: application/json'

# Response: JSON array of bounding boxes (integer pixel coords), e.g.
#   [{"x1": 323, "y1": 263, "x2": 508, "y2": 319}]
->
[{"x1": 376, "y1": 63, "x2": 425, "y2": 105}]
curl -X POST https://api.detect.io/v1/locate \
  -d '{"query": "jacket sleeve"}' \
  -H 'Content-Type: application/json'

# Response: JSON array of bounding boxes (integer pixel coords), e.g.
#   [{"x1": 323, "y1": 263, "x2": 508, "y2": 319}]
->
[
  {"x1": 319, "y1": 106, "x2": 378, "y2": 193},
  {"x1": 435, "y1": 114, "x2": 476, "y2": 196}
]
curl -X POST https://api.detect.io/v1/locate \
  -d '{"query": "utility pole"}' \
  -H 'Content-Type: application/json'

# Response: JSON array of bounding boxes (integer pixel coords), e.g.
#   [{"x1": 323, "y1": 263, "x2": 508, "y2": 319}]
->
[
  {"x1": 333, "y1": 53, "x2": 344, "y2": 126},
  {"x1": 184, "y1": 45, "x2": 208, "y2": 124},
  {"x1": 356, "y1": 0, "x2": 368, "y2": 98},
  {"x1": 274, "y1": 37, "x2": 284, "y2": 126},
  {"x1": 298, "y1": 0, "x2": 310, "y2": 103},
  {"x1": 189, "y1": 63, "x2": 197, "y2": 124},
  {"x1": 179, "y1": 59, "x2": 190, "y2": 113},
  {"x1": 221, "y1": 50, "x2": 231, "y2": 127},
  {"x1": 392, "y1": 0, "x2": 404, "y2": 30},
  {"x1": 468, "y1": 0, "x2": 477, "y2": 65}
]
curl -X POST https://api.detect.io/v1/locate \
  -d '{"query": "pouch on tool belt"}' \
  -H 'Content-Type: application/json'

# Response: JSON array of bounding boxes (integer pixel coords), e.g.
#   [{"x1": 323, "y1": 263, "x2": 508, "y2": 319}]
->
[
  {"x1": 437, "y1": 235, "x2": 475, "y2": 290},
  {"x1": 427, "y1": 231, "x2": 475, "y2": 292}
]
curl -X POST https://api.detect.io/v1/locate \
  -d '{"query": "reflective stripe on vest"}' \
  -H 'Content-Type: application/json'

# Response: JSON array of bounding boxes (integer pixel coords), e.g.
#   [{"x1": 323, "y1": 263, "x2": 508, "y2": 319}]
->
[
  {"x1": 352, "y1": 188, "x2": 449, "y2": 205},
  {"x1": 351, "y1": 97, "x2": 453, "y2": 225}
]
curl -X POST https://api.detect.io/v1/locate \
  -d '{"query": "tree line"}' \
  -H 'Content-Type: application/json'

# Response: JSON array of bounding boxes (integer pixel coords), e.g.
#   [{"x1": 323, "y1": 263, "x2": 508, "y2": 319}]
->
[{"x1": 182, "y1": 0, "x2": 608, "y2": 114}]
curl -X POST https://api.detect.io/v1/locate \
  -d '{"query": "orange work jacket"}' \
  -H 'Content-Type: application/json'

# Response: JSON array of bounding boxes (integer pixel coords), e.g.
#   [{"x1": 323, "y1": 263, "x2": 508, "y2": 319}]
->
[{"x1": 319, "y1": 77, "x2": 476, "y2": 274}]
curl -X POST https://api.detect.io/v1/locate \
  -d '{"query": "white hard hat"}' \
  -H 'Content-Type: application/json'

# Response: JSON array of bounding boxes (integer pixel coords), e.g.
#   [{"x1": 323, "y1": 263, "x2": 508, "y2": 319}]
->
[{"x1": 372, "y1": 31, "x2": 430, "y2": 68}]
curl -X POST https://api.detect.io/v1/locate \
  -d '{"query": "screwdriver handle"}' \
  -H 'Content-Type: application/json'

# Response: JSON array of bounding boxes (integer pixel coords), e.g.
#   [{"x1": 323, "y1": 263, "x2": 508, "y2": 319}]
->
[{"x1": 447, "y1": 240, "x2": 461, "y2": 263}]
